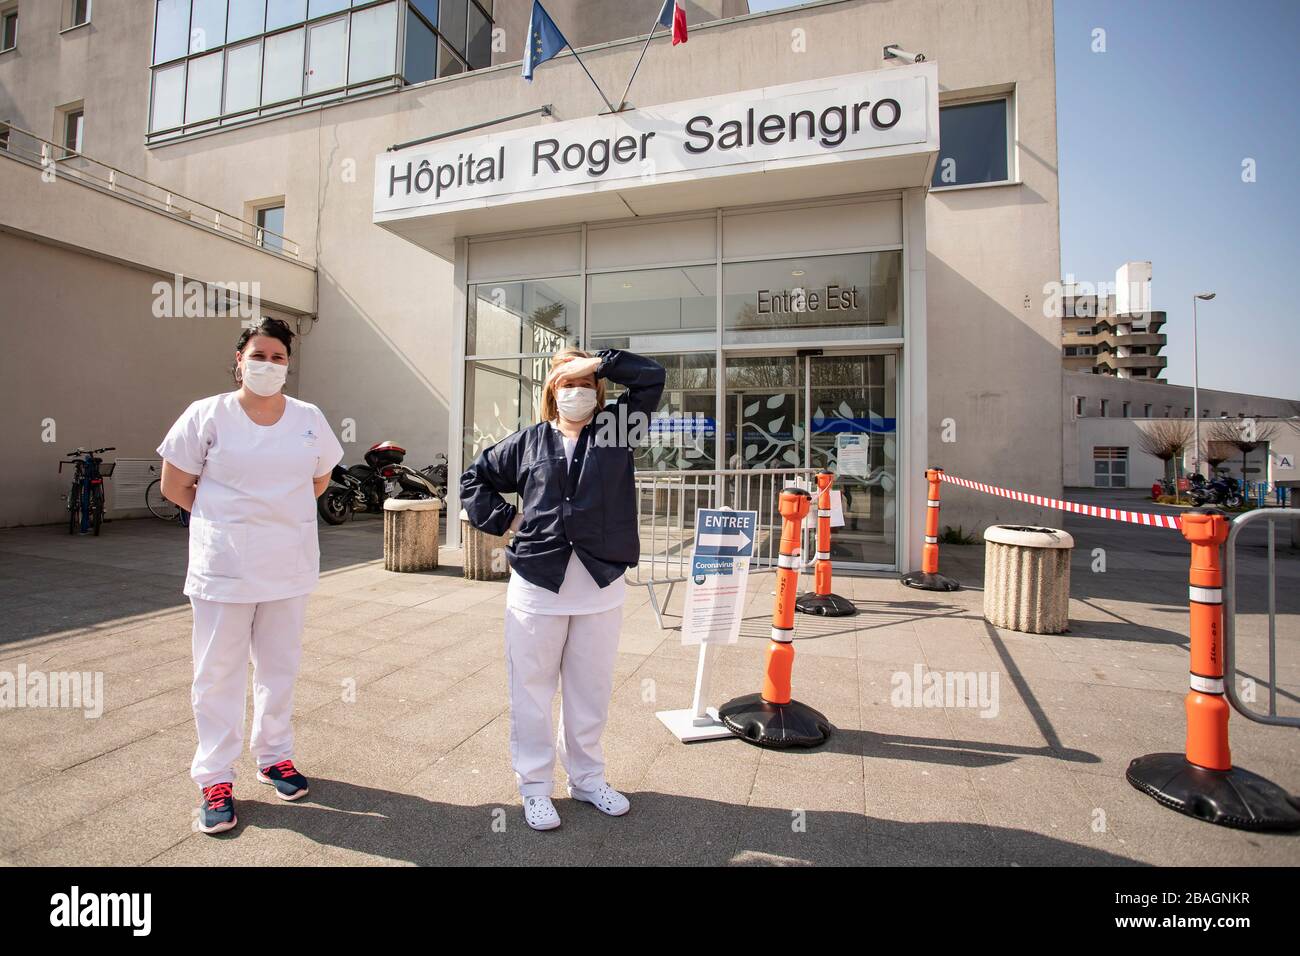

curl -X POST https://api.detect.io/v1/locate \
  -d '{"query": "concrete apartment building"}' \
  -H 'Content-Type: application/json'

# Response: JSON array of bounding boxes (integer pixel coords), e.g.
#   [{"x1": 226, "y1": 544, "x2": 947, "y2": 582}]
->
[
  {"x1": 0, "y1": 0, "x2": 1064, "y2": 574},
  {"x1": 1061, "y1": 261, "x2": 1168, "y2": 380}
]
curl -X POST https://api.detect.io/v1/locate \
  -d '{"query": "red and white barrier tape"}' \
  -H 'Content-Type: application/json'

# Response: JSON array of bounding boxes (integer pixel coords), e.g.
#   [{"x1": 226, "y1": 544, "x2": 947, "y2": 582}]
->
[{"x1": 937, "y1": 473, "x2": 1184, "y2": 530}]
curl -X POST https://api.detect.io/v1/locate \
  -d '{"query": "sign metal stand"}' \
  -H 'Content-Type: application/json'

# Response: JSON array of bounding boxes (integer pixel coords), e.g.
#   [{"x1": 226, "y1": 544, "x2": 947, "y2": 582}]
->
[{"x1": 655, "y1": 507, "x2": 758, "y2": 743}]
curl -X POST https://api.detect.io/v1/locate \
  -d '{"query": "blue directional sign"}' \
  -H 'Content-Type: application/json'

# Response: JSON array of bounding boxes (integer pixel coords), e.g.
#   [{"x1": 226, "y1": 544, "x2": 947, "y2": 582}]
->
[{"x1": 694, "y1": 508, "x2": 757, "y2": 558}]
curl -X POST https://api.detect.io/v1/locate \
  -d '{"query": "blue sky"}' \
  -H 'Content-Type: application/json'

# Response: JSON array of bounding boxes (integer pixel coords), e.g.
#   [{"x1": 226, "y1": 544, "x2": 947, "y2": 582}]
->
[
  {"x1": 747, "y1": 0, "x2": 1298, "y2": 399},
  {"x1": 1055, "y1": 0, "x2": 1299, "y2": 399}
]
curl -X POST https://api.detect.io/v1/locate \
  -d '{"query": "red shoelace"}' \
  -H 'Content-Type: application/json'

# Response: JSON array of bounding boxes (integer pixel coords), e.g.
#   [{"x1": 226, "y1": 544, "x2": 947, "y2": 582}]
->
[
  {"x1": 204, "y1": 782, "x2": 233, "y2": 809},
  {"x1": 266, "y1": 760, "x2": 297, "y2": 778}
]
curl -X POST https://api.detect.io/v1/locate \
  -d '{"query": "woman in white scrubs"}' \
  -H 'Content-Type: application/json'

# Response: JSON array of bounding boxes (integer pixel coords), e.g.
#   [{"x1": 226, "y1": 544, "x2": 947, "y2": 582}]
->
[
  {"x1": 461, "y1": 348, "x2": 665, "y2": 831},
  {"x1": 157, "y1": 318, "x2": 344, "y2": 835}
]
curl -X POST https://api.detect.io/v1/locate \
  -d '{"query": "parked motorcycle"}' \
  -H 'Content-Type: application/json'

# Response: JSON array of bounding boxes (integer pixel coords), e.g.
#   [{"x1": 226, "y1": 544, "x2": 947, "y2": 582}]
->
[
  {"x1": 1187, "y1": 472, "x2": 1242, "y2": 509},
  {"x1": 317, "y1": 441, "x2": 446, "y2": 525}
]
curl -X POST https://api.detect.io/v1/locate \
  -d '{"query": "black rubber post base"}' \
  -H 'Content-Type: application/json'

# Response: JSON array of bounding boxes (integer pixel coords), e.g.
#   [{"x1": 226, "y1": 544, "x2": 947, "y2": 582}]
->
[
  {"x1": 718, "y1": 694, "x2": 833, "y2": 749},
  {"x1": 795, "y1": 591, "x2": 857, "y2": 616},
  {"x1": 1126, "y1": 752, "x2": 1300, "y2": 832},
  {"x1": 900, "y1": 570, "x2": 961, "y2": 592}
]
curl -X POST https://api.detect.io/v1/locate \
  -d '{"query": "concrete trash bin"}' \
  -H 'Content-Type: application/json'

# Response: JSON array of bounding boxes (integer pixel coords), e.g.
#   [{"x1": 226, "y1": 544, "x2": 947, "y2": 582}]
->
[
  {"x1": 982, "y1": 525, "x2": 1074, "y2": 634},
  {"x1": 383, "y1": 497, "x2": 440, "y2": 572},
  {"x1": 460, "y1": 509, "x2": 510, "y2": 581}
]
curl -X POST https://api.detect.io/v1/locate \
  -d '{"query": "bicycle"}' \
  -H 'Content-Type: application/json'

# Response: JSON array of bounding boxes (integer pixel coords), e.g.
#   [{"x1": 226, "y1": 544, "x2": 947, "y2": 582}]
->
[
  {"x1": 146, "y1": 470, "x2": 190, "y2": 526},
  {"x1": 59, "y1": 447, "x2": 115, "y2": 536}
]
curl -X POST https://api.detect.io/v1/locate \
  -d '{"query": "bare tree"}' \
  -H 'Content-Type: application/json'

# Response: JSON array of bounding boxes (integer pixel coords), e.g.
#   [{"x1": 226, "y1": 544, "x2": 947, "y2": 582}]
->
[
  {"x1": 1136, "y1": 419, "x2": 1194, "y2": 498},
  {"x1": 1209, "y1": 418, "x2": 1279, "y2": 483}
]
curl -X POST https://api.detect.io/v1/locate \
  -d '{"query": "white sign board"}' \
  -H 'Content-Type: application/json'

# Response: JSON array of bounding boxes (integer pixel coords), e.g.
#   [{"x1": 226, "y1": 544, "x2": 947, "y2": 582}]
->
[
  {"x1": 836, "y1": 433, "x2": 870, "y2": 479},
  {"x1": 374, "y1": 66, "x2": 935, "y2": 218},
  {"x1": 681, "y1": 509, "x2": 758, "y2": 647}
]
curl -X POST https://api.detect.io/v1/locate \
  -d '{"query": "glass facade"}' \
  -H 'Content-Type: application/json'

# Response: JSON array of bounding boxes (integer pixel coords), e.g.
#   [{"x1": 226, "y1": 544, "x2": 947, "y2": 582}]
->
[
  {"x1": 149, "y1": 0, "x2": 493, "y2": 141},
  {"x1": 466, "y1": 277, "x2": 580, "y2": 357},
  {"x1": 461, "y1": 231, "x2": 905, "y2": 569},
  {"x1": 587, "y1": 266, "x2": 716, "y2": 352},
  {"x1": 723, "y1": 251, "x2": 901, "y2": 344}
]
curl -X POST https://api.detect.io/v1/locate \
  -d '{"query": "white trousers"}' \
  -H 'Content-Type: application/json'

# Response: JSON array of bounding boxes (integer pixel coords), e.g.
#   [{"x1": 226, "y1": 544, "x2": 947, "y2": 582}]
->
[
  {"x1": 504, "y1": 603, "x2": 623, "y2": 797},
  {"x1": 189, "y1": 594, "x2": 308, "y2": 789}
]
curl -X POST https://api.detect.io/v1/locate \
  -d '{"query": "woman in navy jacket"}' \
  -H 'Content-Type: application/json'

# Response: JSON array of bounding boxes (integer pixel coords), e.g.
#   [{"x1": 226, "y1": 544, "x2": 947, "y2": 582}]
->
[{"x1": 461, "y1": 348, "x2": 665, "y2": 830}]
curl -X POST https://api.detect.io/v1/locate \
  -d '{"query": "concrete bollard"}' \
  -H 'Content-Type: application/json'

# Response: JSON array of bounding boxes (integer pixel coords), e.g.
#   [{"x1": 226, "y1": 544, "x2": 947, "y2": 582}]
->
[
  {"x1": 459, "y1": 509, "x2": 509, "y2": 581},
  {"x1": 382, "y1": 498, "x2": 440, "y2": 572},
  {"x1": 982, "y1": 525, "x2": 1074, "y2": 634}
]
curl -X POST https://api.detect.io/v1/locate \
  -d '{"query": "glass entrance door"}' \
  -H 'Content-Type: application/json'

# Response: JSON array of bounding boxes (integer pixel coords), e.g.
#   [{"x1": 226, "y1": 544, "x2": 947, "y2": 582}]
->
[
  {"x1": 722, "y1": 351, "x2": 898, "y2": 568},
  {"x1": 806, "y1": 353, "x2": 897, "y2": 569}
]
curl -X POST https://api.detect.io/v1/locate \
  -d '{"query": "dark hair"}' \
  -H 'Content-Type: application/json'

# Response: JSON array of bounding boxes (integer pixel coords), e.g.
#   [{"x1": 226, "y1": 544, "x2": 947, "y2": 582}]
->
[{"x1": 232, "y1": 317, "x2": 294, "y2": 383}]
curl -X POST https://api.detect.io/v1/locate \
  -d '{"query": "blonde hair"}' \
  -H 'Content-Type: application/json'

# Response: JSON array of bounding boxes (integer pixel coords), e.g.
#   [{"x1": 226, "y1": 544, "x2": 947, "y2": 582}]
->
[{"x1": 538, "y1": 347, "x2": 606, "y2": 423}]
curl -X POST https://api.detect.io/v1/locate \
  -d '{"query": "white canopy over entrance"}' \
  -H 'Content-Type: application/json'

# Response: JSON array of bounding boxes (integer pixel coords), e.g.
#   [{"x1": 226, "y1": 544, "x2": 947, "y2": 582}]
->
[{"x1": 373, "y1": 64, "x2": 939, "y2": 259}]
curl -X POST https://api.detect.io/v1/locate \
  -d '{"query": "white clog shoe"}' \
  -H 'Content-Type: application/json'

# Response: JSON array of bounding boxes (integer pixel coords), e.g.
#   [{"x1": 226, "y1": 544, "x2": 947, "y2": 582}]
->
[
  {"x1": 523, "y1": 795, "x2": 562, "y2": 831},
  {"x1": 567, "y1": 782, "x2": 630, "y2": 817}
]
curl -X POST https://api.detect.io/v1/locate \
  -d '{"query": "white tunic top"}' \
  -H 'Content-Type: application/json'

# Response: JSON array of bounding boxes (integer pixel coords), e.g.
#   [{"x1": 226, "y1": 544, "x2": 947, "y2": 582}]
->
[
  {"x1": 157, "y1": 391, "x2": 345, "y2": 604},
  {"x1": 505, "y1": 423, "x2": 626, "y2": 616}
]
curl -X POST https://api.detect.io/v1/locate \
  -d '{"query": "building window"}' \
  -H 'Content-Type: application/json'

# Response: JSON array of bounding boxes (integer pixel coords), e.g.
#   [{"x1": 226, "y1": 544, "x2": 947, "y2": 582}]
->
[
  {"x1": 62, "y1": 106, "x2": 85, "y2": 155},
  {"x1": 402, "y1": 0, "x2": 485, "y2": 84},
  {"x1": 1099, "y1": 399, "x2": 1109, "y2": 416},
  {"x1": 305, "y1": 15, "x2": 348, "y2": 94},
  {"x1": 224, "y1": 40, "x2": 262, "y2": 115},
  {"x1": 1143, "y1": 404, "x2": 1152, "y2": 417},
  {"x1": 403, "y1": 3, "x2": 437, "y2": 83},
  {"x1": 65, "y1": 0, "x2": 92, "y2": 29},
  {"x1": 185, "y1": 50, "x2": 224, "y2": 123},
  {"x1": 2, "y1": 7, "x2": 17, "y2": 52},
  {"x1": 589, "y1": 266, "x2": 717, "y2": 352},
  {"x1": 229, "y1": 0, "x2": 266, "y2": 41},
  {"x1": 931, "y1": 95, "x2": 1011, "y2": 189},
  {"x1": 1093, "y1": 447, "x2": 1128, "y2": 488},
  {"x1": 256, "y1": 204, "x2": 286, "y2": 251},
  {"x1": 466, "y1": 276, "x2": 580, "y2": 356},
  {"x1": 350, "y1": 2, "x2": 397, "y2": 83},
  {"x1": 1121, "y1": 401, "x2": 1130, "y2": 418},
  {"x1": 1073, "y1": 396, "x2": 1085, "y2": 418},
  {"x1": 259, "y1": 27, "x2": 304, "y2": 105}
]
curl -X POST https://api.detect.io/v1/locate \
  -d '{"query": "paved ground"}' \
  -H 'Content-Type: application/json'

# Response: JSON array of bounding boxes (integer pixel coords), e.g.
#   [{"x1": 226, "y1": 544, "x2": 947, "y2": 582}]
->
[{"x1": 1, "y1": 489, "x2": 1297, "y2": 866}]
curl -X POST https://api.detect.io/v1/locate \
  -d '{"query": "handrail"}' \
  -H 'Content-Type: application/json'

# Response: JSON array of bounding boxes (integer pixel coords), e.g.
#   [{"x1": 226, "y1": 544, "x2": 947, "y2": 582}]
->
[
  {"x1": 0, "y1": 121, "x2": 302, "y2": 259},
  {"x1": 1223, "y1": 507, "x2": 1299, "y2": 727}
]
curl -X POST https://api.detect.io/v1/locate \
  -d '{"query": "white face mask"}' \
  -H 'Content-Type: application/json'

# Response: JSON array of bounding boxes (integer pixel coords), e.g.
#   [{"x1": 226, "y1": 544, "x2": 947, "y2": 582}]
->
[
  {"x1": 555, "y1": 386, "x2": 597, "y2": 422},
  {"x1": 241, "y1": 358, "x2": 288, "y2": 397}
]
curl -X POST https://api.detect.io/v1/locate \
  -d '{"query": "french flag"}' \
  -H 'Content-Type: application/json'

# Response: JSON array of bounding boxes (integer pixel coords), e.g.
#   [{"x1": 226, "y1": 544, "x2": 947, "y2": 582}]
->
[{"x1": 657, "y1": 0, "x2": 688, "y2": 45}]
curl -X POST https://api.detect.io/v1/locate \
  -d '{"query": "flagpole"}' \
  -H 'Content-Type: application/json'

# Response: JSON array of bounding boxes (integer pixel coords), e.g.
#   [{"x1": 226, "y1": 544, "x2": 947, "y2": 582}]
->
[
  {"x1": 617, "y1": 7, "x2": 665, "y2": 110},
  {"x1": 565, "y1": 43, "x2": 618, "y2": 114}
]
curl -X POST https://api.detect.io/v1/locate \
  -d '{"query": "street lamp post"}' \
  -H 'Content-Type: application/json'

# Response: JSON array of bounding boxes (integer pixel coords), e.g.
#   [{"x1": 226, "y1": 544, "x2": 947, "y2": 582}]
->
[{"x1": 1192, "y1": 292, "x2": 1216, "y2": 476}]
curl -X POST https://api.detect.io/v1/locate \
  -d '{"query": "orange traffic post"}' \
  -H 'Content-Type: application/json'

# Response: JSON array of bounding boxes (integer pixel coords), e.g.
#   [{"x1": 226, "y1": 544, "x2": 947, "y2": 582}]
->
[
  {"x1": 1127, "y1": 508, "x2": 1300, "y2": 831},
  {"x1": 719, "y1": 486, "x2": 832, "y2": 748},
  {"x1": 900, "y1": 467, "x2": 960, "y2": 592},
  {"x1": 796, "y1": 469, "x2": 856, "y2": 617}
]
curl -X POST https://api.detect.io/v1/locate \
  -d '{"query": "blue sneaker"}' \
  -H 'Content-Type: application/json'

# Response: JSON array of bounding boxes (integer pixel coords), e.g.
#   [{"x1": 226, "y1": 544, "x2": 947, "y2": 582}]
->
[
  {"x1": 257, "y1": 759, "x2": 310, "y2": 801},
  {"x1": 199, "y1": 782, "x2": 237, "y2": 834}
]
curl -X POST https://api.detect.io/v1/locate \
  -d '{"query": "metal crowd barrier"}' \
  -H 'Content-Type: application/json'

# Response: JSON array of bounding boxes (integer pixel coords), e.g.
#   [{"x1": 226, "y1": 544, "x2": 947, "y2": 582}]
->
[
  {"x1": 1224, "y1": 507, "x2": 1300, "y2": 728},
  {"x1": 628, "y1": 468, "x2": 819, "y2": 628}
]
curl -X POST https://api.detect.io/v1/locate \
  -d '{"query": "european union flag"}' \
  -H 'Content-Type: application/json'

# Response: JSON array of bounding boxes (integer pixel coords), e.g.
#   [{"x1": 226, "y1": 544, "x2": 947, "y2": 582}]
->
[{"x1": 522, "y1": 0, "x2": 570, "y2": 81}]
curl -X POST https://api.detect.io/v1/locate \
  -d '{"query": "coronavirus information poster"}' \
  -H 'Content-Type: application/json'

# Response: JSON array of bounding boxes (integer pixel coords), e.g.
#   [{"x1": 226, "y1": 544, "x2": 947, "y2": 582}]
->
[{"x1": 681, "y1": 509, "x2": 758, "y2": 646}]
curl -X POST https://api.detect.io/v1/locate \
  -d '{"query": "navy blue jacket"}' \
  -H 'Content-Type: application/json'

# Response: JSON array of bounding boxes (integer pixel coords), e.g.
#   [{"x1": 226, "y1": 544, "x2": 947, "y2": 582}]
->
[{"x1": 460, "y1": 350, "x2": 666, "y2": 593}]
